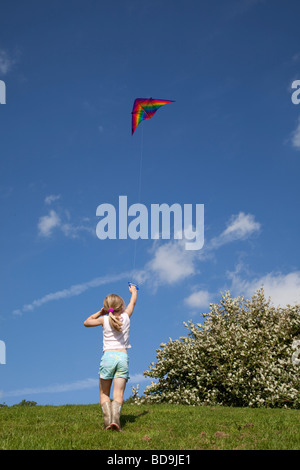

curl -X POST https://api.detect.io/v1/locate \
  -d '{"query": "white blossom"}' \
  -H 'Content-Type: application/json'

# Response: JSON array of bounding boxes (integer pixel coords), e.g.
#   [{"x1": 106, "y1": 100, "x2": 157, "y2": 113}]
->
[{"x1": 133, "y1": 288, "x2": 300, "y2": 408}]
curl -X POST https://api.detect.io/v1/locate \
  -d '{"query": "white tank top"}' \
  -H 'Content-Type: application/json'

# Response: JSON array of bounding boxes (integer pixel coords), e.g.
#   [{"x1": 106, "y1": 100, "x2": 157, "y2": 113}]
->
[{"x1": 102, "y1": 312, "x2": 131, "y2": 352}]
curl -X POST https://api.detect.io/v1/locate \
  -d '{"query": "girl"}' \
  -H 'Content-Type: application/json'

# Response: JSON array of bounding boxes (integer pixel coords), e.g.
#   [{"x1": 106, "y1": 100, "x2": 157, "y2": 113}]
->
[{"x1": 84, "y1": 284, "x2": 137, "y2": 431}]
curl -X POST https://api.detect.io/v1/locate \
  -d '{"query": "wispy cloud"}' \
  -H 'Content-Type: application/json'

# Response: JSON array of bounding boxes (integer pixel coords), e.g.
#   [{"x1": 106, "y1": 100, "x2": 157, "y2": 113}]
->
[
  {"x1": 228, "y1": 265, "x2": 300, "y2": 306},
  {"x1": 60, "y1": 221, "x2": 95, "y2": 238},
  {"x1": 146, "y1": 212, "x2": 260, "y2": 287},
  {"x1": 0, "y1": 374, "x2": 152, "y2": 399},
  {"x1": 290, "y1": 117, "x2": 300, "y2": 150},
  {"x1": 14, "y1": 211, "x2": 261, "y2": 315},
  {"x1": 12, "y1": 272, "x2": 130, "y2": 316},
  {"x1": 129, "y1": 373, "x2": 151, "y2": 384},
  {"x1": 226, "y1": 0, "x2": 266, "y2": 20},
  {"x1": 0, "y1": 378, "x2": 99, "y2": 398},
  {"x1": 184, "y1": 289, "x2": 211, "y2": 310},
  {"x1": 37, "y1": 196, "x2": 95, "y2": 239},
  {"x1": 38, "y1": 210, "x2": 61, "y2": 237},
  {"x1": 181, "y1": 212, "x2": 261, "y2": 312},
  {"x1": 0, "y1": 48, "x2": 16, "y2": 75},
  {"x1": 146, "y1": 239, "x2": 197, "y2": 285},
  {"x1": 45, "y1": 194, "x2": 61, "y2": 205},
  {"x1": 291, "y1": 52, "x2": 300, "y2": 63},
  {"x1": 209, "y1": 212, "x2": 261, "y2": 249}
]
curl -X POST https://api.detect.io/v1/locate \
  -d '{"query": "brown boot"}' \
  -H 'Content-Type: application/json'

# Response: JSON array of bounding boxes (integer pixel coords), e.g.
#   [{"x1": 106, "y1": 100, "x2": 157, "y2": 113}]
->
[
  {"x1": 111, "y1": 400, "x2": 122, "y2": 431},
  {"x1": 101, "y1": 401, "x2": 112, "y2": 430}
]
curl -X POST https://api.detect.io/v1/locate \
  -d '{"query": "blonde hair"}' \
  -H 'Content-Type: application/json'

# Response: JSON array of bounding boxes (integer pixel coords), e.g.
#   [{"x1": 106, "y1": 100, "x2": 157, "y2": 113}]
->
[{"x1": 103, "y1": 294, "x2": 125, "y2": 332}]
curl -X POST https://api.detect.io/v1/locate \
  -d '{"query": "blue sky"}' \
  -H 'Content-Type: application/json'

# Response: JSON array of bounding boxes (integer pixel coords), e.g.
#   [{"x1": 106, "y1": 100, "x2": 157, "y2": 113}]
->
[{"x1": 1, "y1": 0, "x2": 300, "y2": 406}]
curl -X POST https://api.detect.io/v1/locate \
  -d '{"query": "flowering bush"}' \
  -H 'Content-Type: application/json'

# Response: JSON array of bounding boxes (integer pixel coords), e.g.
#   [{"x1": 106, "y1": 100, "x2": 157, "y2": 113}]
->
[{"x1": 135, "y1": 289, "x2": 300, "y2": 408}]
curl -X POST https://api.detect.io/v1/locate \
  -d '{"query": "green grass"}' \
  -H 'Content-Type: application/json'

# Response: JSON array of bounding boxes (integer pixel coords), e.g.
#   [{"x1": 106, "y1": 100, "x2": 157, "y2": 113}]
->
[{"x1": 0, "y1": 403, "x2": 299, "y2": 450}]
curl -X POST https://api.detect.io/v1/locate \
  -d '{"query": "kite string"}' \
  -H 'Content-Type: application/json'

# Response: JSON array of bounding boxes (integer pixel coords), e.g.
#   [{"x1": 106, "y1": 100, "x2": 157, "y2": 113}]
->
[
  {"x1": 133, "y1": 126, "x2": 143, "y2": 271},
  {"x1": 137, "y1": 125, "x2": 143, "y2": 203}
]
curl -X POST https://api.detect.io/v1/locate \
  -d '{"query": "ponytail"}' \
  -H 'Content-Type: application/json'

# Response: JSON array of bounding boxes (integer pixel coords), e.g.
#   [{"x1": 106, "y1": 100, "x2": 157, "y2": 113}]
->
[
  {"x1": 108, "y1": 311, "x2": 123, "y2": 332},
  {"x1": 103, "y1": 294, "x2": 125, "y2": 332}
]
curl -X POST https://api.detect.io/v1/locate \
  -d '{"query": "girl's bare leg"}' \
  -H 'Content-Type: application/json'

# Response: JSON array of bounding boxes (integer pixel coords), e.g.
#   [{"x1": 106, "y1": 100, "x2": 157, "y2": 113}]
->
[
  {"x1": 110, "y1": 378, "x2": 126, "y2": 431},
  {"x1": 99, "y1": 378, "x2": 113, "y2": 429},
  {"x1": 112, "y1": 377, "x2": 127, "y2": 405},
  {"x1": 99, "y1": 378, "x2": 112, "y2": 405}
]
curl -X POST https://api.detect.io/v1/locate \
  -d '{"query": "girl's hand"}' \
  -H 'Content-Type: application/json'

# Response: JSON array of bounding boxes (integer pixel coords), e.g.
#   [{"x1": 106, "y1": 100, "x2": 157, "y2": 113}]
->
[
  {"x1": 129, "y1": 284, "x2": 137, "y2": 294},
  {"x1": 84, "y1": 308, "x2": 105, "y2": 327},
  {"x1": 93, "y1": 308, "x2": 105, "y2": 318}
]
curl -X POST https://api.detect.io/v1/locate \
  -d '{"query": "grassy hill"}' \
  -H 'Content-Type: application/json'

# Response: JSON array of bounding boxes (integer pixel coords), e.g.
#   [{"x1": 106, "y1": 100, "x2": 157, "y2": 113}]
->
[{"x1": 0, "y1": 403, "x2": 299, "y2": 450}]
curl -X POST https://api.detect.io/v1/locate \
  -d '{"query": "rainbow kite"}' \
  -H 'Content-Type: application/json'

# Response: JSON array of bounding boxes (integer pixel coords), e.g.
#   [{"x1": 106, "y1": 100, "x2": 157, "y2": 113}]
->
[{"x1": 131, "y1": 98, "x2": 174, "y2": 135}]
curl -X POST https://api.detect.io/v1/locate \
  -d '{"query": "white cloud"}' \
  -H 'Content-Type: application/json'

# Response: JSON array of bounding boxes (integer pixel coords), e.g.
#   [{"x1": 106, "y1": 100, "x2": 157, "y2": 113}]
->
[
  {"x1": 128, "y1": 374, "x2": 152, "y2": 384},
  {"x1": 12, "y1": 272, "x2": 130, "y2": 316},
  {"x1": 229, "y1": 268, "x2": 300, "y2": 306},
  {"x1": 146, "y1": 239, "x2": 197, "y2": 285},
  {"x1": 183, "y1": 212, "x2": 261, "y2": 312},
  {"x1": 184, "y1": 290, "x2": 211, "y2": 309},
  {"x1": 222, "y1": 212, "x2": 260, "y2": 238},
  {"x1": 12, "y1": 236, "x2": 198, "y2": 316},
  {"x1": 291, "y1": 52, "x2": 300, "y2": 63},
  {"x1": 37, "y1": 204, "x2": 95, "y2": 239},
  {"x1": 18, "y1": 210, "x2": 262, "y2": 315},
  {"x1": 60, "y1": 222, "x2": 95, "y2": 239},
  {"x1": 1, "y1": 373, "x2": 152, "y2": 400},
  {"x1": 37, "y1": 210, "x2": 61, "y2": 237},
  {"x1": 0, "y1": 49, "x2": 15, "y2": 75},
  {"x1": 45, "y1": 194, "x2": 61, "y2": 205},
  {"x1": 226, "y1": 0, "x2": 265, "y2": 20},
  {"x1": 290, "y1": 117, "x2": 300, "y2": 150},
  {"x1": 209, "y1": 212, "x2": 260, "y2": 249},
  {"x1": 1, "y1": 378, "x2": 99, "y2": 398}
]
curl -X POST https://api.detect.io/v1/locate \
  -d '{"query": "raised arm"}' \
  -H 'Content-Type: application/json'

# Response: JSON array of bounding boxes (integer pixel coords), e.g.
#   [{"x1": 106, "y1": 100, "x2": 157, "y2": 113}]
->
[
  {"x1": 84, "y1": 308, "x2": 105, "y2": 327},
  {"x1": 125, "y1": 285, "x2": 138, "y2": 318}
]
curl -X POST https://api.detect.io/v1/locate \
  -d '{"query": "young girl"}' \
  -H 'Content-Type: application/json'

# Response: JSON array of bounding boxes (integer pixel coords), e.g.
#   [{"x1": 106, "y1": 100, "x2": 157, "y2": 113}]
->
[{"x1": 84, "y1": 284, "x2": 137, "y2": 431}]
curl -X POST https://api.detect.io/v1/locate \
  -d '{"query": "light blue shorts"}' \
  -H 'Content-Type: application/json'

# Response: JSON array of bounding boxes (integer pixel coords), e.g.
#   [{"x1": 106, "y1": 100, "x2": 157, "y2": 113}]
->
[{"x1": 98, "y1": 351, "x2": 130, "y2": 381}]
